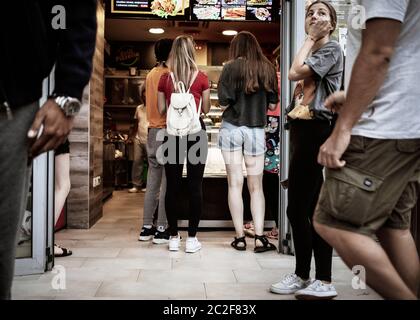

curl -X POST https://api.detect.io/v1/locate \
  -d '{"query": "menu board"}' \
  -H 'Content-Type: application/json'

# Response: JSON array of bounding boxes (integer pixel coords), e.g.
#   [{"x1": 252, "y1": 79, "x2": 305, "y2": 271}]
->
[
  {"x1": 191, "y1": 0, "x2": 274, "y2": 21},
  {"x1": 110, "y1": 0, "x2": 189, "y2": 19},
  {"x1": 108, "y1": 0, "x2": 277, "y2": 21},
  {"x1": 246, "y1": 0, "x2": 273, "y2": 22}
]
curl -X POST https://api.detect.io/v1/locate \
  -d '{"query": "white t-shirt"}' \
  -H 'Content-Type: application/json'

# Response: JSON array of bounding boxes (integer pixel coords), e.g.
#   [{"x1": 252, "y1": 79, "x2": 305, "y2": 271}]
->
[
  {"x1": 346, "y1": 0, "x2": 420, "y2": 139},
  {"x1": 135, "y1": 104, "x2": 148, "y2": 144}
]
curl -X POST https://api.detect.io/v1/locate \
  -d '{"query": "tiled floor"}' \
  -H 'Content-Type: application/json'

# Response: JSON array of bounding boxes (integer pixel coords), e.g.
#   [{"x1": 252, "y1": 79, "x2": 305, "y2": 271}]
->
[{"x1": 13, "y1": 191, "x2": 382, "y2": 300}]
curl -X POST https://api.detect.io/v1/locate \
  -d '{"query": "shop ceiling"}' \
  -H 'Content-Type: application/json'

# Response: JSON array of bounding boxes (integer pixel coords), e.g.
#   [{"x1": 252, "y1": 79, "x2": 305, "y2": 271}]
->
[{"x1": 105, "y1": 19, "x2": 281, "y2": 44}]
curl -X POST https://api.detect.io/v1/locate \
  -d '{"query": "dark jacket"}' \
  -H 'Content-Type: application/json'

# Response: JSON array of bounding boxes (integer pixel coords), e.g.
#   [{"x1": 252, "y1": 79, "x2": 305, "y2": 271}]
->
[{"x1": 0, "y1": 0, "x2": 97, "y2": 108}]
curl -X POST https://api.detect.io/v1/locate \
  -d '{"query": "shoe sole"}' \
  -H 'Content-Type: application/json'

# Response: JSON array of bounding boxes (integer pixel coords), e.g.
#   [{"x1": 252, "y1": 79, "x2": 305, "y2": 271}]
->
[
  {"x1": 138, "y1": 236, "x2": 154, "y2": 241},
  {"x1": 295, "y1": 293, "x2": 337, "y2": 300},
  {"x1": 169, "y1": 247, "x2": 180, "y2": 251},
  {"x1": 270, "y1": 287, "x2": 299, "y2": 295},
  {"x1": 185, "y1": 246, "x2": 202, "y2": 253},
  {"x1": 153, "y1": 239, "x2": 170, "y2": 244}
]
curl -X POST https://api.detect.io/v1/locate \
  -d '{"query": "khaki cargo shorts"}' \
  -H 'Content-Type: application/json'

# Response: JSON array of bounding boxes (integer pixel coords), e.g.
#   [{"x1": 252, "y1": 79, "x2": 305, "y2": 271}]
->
[{"x1": 315, "y1": 136, "x2": 420, "y2": 237}]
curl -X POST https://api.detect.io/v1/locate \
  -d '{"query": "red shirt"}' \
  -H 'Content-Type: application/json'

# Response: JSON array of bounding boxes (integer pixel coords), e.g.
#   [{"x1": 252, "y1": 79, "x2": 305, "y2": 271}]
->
[{"x1": 158, "y1": 71, "x2": 209, "y2": 111}]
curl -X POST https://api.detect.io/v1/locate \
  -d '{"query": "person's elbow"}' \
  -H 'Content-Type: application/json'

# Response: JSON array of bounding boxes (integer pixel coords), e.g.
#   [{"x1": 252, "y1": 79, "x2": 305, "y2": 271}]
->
[
  {"x1": 288, "y1": 70, "x2": 300, "y2": 82},
  {"x1": 363, "y1": 45, "x2": 396, "y2": 68}
]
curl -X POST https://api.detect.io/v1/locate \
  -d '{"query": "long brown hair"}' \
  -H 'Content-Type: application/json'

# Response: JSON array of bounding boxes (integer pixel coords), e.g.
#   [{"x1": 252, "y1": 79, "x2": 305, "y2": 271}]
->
[
  {"x1": 228, "y1": 31, "x2": 277, "y2": 94},
  {"x1": 306, "y1": 0, "x2": 337, "y2": 35},
  {"x1": 167, "y1": 35, "x2": 198, "y2": 91}
]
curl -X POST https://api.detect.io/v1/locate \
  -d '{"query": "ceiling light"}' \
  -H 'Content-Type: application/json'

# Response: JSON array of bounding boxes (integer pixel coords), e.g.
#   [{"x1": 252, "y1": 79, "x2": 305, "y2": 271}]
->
[
  {"x1": 149, "y1": 28, "x2": 165, "y2": 34},
  {"x1": 222, "y1": 30, "x2": 238, "y2": 36}
]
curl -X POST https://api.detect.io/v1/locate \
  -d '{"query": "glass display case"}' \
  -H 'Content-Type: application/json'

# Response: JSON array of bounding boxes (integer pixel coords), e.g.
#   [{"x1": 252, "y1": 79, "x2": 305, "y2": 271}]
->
[
  {"x1": 199, "y1": 65, "x2": 246, "y2": 178},
  {"x1": 196, "y1": 66, "x2": 224, "y2": 178}
]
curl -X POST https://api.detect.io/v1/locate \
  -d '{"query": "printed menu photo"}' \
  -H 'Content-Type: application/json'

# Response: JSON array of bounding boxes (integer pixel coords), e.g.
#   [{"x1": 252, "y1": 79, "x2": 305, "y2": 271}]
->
[
  {"x1": 222, "y1": 5, "x2": 246, "y2": 20},
  {"x1": 246, "y1": 5, "x2": 272, "y2": 21},
  {"x1": 246, "y1": 0, "x2": 272, "y2": 5},
  {"x1": 192, "y1": 1, "x2": 221, "y2": 20}
]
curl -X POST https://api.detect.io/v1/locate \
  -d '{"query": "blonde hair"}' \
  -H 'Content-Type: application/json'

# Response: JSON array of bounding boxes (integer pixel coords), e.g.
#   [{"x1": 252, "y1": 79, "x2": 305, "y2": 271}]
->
[{"x1": 167, "y1": 35, "x2": 198, "y2": 91}]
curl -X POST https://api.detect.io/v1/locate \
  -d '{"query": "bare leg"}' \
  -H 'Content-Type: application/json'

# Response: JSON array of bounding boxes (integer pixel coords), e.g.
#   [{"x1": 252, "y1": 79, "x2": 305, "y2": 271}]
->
[
  {"x1": 244, "y1": 155, "x2": 265, "y2": 239},
  {"x1": 377, "y1": 227, "x2": 420, "y2": 296},
  {"x1": 54, "y1": 153, "x2": 71, "y2": 226},
  {"x1": 314, "y1": 220, "x2": 417, "y2": 300},
  {"x1": 222, "y1": 151, "x2": 245, "y2": 238}
]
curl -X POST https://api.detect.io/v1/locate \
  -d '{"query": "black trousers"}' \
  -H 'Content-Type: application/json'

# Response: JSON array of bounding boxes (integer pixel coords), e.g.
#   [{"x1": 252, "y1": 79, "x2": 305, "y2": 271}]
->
[
  {"x1": 263, "y1": 173, "x2": 279, "y2": 226},
  {"x1": 287, "y1": 120, "x2": 333, "y2": 282},
  {"x1": 164, "y1": 130, "x2": 208, "y2": 237}
]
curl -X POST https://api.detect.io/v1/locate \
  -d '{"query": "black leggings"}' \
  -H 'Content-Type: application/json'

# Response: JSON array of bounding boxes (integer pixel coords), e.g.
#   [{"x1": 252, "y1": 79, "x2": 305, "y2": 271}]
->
[
  {"x1": 263, "y1": 173, "x2": 279, "y2": 226},
  {"x1": 164, "y1": 131, "x2": 208, "y2": 237},
  {"x1": 287, "y1": 120, "x2": 333, "y2": 282}
]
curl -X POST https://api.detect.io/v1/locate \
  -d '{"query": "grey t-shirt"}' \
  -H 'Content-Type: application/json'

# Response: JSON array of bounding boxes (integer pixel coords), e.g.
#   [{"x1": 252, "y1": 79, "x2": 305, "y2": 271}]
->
[
  {"x1": 290, "y1": 41, "x2": 343, "y2": 121},
  {"x1": 347, "y1": 0, "x2": 420, "y2": 139}
]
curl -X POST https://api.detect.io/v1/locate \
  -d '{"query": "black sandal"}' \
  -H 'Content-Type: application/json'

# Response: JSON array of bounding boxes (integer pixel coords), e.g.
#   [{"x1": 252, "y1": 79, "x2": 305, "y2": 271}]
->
[
  {"x1": 54, "y1": 244, "x2": 73, "y2": 257},
  {"x1": 254, "y1": 234, "x2": 277, "y2": 253},
  {"x1": 231, "y1": 236, "x2": 247, "y2": 251}
]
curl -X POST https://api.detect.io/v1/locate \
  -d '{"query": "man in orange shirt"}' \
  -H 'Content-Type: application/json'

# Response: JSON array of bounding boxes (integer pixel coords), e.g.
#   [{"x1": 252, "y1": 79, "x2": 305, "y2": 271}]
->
[{"x1": 139, "y1": 39, "x2": 173, "y2": 244}]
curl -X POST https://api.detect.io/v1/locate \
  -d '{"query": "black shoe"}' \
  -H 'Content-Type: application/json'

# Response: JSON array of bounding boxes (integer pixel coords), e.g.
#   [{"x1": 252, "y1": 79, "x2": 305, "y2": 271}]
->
[
  {"x1": 138, "y1": 226, "x2": 156, "y2": 241},
  {"x1": 152, "y1": 229, "x2": 170, "y2": 244}
]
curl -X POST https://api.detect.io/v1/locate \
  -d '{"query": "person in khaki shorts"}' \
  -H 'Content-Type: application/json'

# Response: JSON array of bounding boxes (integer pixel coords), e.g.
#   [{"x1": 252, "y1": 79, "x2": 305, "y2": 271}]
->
[{"x1": 314, "y1": 0, "x2": 420, "y2": 300}]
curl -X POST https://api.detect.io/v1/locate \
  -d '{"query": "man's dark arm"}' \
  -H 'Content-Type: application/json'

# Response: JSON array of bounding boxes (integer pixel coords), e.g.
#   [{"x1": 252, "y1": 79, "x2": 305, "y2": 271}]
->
[
  {"x1": 53, "y1": 0, "x2": 97, "y2": 100},
  {"x1": 28, "y1": 0, "x2": 97, "y2": 157}
]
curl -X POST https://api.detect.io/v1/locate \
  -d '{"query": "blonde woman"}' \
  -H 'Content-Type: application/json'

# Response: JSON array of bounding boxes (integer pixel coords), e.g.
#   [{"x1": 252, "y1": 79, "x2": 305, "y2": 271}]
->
[{"x1": 158, "y1": 36, "x2": 210, "y2": 253}]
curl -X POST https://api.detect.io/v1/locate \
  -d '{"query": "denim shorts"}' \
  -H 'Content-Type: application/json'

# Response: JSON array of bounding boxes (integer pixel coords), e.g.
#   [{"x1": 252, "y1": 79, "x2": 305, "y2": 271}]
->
[{"x1": 218, "y1": 121, "x2": 266, "y2": 156}]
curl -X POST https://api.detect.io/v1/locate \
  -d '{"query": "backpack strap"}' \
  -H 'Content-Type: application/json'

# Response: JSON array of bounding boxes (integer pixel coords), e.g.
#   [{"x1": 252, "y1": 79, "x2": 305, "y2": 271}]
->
[
  {"x1": 170, "y1": 72, "x2": 188, "y2": 93},
  {"x1": 197, "y1": 97, "x2": 202, "y2": 115}
]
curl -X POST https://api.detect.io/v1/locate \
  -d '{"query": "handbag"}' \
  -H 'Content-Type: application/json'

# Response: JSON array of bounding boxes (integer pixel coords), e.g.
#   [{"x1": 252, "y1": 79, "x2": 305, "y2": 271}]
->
[{"x1": 287, "y1": 80, "x2": 313, "y2": 120}]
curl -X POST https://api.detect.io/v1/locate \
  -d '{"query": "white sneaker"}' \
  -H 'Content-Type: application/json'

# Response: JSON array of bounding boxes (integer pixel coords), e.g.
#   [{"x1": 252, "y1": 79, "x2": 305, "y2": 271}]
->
[
  {"x1": 185, "y1": 237, "x2": 202, "y2": 253},
  {"x1": 270, "y1": 274, "x2": 311, "y2": 295},
  {"x1": 168, "y1": 234, "x2": 181, "y2": 251},
  {"x1": 128, "y1": 187, "x2": 139, "y2": 193},
  {"x1": 295, "y1": 280, "x2": 338, "y2": 300}
]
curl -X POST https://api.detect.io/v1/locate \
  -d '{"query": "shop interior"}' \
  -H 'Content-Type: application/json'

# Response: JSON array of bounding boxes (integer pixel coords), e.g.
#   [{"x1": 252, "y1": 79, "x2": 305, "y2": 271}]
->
[{"x1": 102, "y1": 1, "x2": 281, "y2": 226}]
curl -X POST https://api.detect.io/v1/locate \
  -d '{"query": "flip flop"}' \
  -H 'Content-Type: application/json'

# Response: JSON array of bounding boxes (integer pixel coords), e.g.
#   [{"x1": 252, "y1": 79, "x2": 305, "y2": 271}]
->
[{"x1": 54, "y1": 244, "x2": 72, "y2": 257}]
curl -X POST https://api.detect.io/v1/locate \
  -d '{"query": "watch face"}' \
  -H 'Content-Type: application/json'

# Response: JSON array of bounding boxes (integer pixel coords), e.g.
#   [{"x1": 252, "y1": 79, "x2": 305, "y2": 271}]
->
[{"x1": 66, "y1": 99, "x2": 81, "y2": 116}]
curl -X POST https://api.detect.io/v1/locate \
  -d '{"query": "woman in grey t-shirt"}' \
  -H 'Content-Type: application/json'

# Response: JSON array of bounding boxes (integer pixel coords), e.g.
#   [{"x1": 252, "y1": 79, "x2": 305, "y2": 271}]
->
[{"x1": 270, "y1": 1, "x2": 343, "y2": 300}]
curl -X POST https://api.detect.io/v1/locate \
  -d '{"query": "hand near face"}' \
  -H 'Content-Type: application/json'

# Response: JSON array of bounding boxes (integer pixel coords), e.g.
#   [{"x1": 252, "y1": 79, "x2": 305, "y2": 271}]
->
[{"x1": 308, "y1": 20, "x2": 332, "y2": 42}]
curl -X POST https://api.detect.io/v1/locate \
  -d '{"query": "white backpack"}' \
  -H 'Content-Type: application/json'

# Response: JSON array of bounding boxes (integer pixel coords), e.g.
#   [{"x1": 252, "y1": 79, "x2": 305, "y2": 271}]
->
[{"x1": 166, "y1": 72, "x2": 202, "y2": 137}]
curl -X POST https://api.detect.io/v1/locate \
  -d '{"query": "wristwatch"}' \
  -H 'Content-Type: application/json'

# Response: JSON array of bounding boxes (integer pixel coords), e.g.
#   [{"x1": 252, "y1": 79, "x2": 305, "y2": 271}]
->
[{"x1": 51, "y1": 95, "x2": 82, "y2": 117}]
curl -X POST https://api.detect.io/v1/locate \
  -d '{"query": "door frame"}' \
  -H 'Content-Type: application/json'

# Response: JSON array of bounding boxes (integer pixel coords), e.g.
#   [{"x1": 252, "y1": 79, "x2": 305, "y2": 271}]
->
[
  {"x1": 14, "y1": 77, "x2": 55, "y2": 276},
  {"x1": 278, "y1": 0, "x2": 306, "y2": 254}
]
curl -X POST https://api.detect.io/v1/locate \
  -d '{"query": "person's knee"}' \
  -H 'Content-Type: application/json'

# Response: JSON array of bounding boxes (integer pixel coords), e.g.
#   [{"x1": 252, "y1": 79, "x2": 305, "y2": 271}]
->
[
  {"x1": 228, "y1": 176, "x2": 243, "y2": 189},
  {"x1": 314, "y1": 220, "x2": 334, "y2": 243},
  {"x1": 247, "y1": 176, "x2": 263, "y2": 194}
]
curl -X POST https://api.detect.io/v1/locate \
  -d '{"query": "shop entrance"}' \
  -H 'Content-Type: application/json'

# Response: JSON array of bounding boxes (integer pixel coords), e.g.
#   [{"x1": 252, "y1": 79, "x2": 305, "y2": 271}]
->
[{"x1": 103, "y1": 1, "x2": 281, "y2": 231}]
